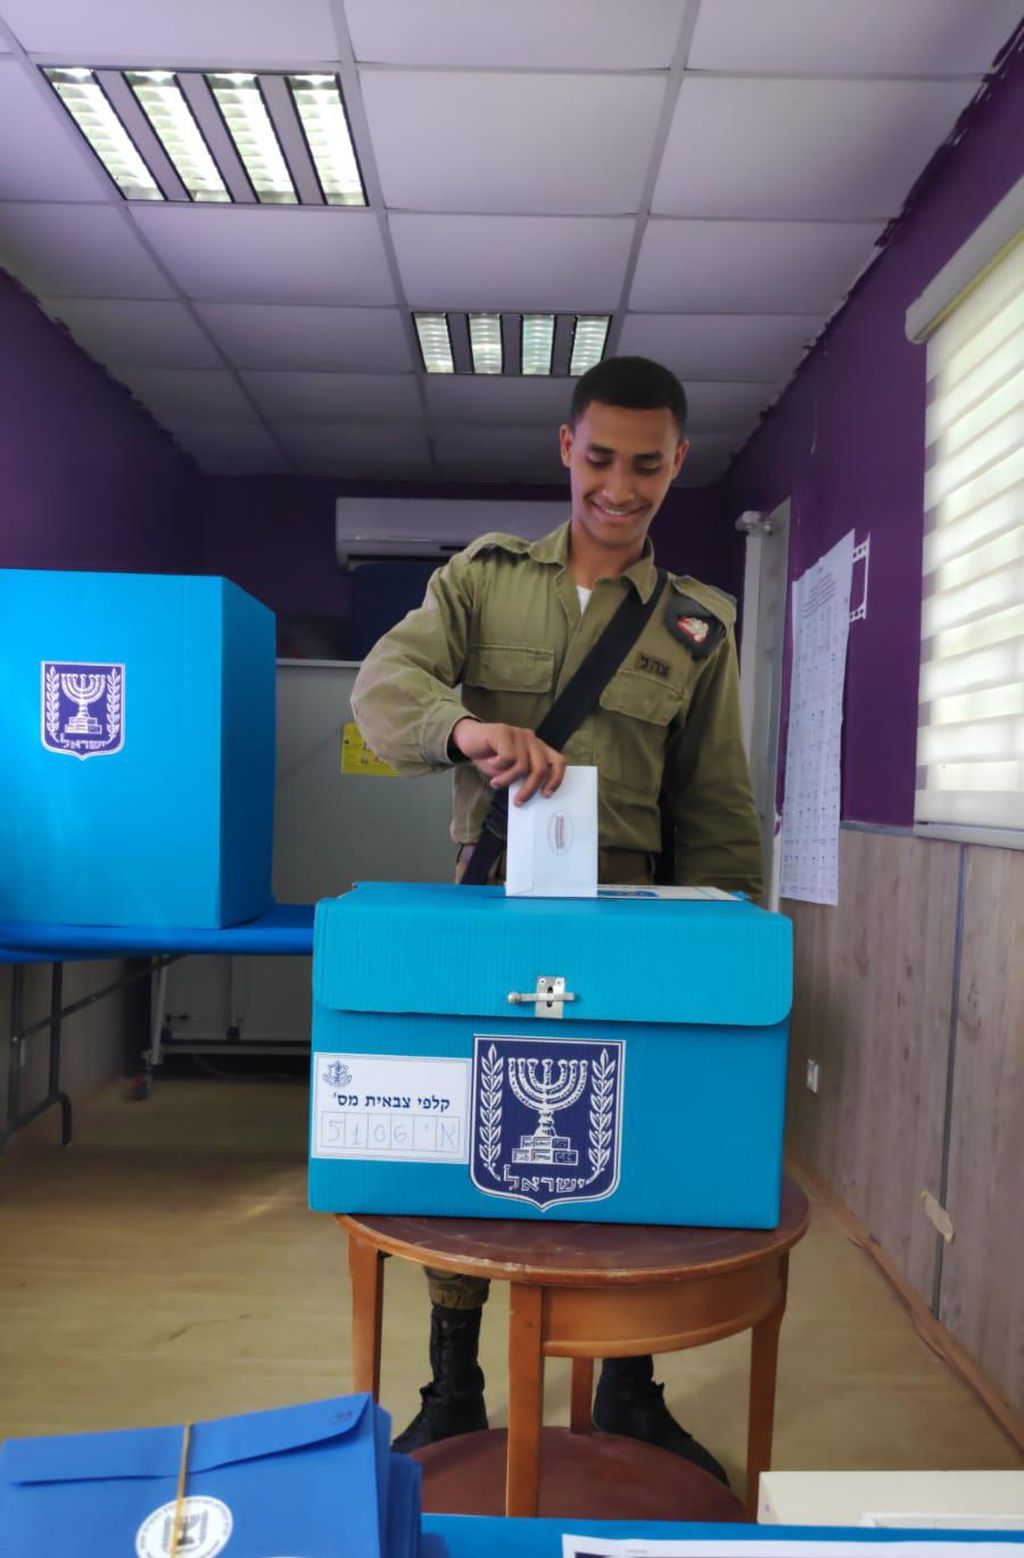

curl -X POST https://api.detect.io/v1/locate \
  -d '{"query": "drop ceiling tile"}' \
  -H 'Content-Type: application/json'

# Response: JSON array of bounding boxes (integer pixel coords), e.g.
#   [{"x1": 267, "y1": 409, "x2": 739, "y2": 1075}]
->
[
  {"x1": 390, "y1": 215, "x2": 633, "y2": 311},
  {"x1": 275, "y1": 421, "x2": 434, "y2": 478},
  {"x1": 242, "y1": 370, "x2": 421, "y2": 422},
  {"x1": 653, "y1": 76, "x2": 983, "y2": 221},
  {"x1": 682, "y1": 380, "x2": 780, "y2": 433},
  {"x1": 196, "y1": 304, "x2": 414, "y2": 372},
  {"x1": 362, "y1": 71, "x2": 663, "y2": 214},
  {"x1": 687, "y1": 0, "x2": 1023, "y2": 74},
  {"x1": 40, "y1": 298, "x2": 222, "y2": 368},
  {"x1": 630, "y1": 219, "x2": 881, "y2": 313},
  {"x1": 112, "y1": 367, "x2": 253, "y2": 420},
  {"x1": 0, "y1": 62, "x2": 111, "y2": 201},
  {"x1": 131, "y1": 207, "x2": 396, "y2": 306},
  {"x1": 424, "y1": 376, "x2": 576, "y2": 424},
  {"x1": 346, "y1": 0, "x2": 686, "y2": 68},
  {"x1": 163, "y1": 418, "x2": 291, "y2": 474},
  {"x1": 0, "y1": 202, "x2": 175, "y2": 297},
  {"x1": 0, "y1": 0, "x2": 340, "y2": 65},
  {"x1": 618, "y1": 312, "x2": 824, "y2": 381}
]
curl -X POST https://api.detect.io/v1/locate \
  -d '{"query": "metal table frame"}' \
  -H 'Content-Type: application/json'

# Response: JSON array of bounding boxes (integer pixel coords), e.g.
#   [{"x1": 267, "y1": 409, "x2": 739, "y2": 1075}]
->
[{"x1": 0, "y1": 907, "x2": 315, "y2": 1154}]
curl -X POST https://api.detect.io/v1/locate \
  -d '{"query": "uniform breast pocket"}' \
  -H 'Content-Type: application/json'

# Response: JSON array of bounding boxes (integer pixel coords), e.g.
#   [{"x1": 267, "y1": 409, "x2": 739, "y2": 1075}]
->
[
  {"x1": 463, "y1": 643, "x2": 555, "y2": 723},
  {"x1": 596, "y1": 668, "x2": 683, "y2": 797}
]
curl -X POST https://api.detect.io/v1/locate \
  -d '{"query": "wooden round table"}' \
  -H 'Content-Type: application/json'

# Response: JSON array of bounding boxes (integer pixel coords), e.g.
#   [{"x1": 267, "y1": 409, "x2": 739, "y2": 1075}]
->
[{"x1": 339, "y1": 1179, "x2": 809, "y2": 1521}]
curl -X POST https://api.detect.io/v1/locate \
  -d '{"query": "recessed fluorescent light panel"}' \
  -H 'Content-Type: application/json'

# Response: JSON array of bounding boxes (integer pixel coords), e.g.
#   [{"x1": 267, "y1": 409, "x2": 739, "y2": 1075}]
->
[
  {"x1": 206, "y1": 72, "x2": 297, "y2": 203},
  {"x1": 521, "y1": 314, "x2": 555, "y2": 376},
  {"x1": 415, "y1": 314, "x2": 455, "y2": 374},
  {"x1": 45, "y1": 67, "x2": 163, "y2": 200},
  {"x1": 569, "y1": 316, "x2": 611, "y2": 377},
  {"x1": 125, "y1": 70, "x2": 230, "y2": 202},
  {"x1": 287, "y1": 73, "x2": 365, "y2": 206},
  {"x1": 469, "y1": 313, "x2": 503, "y2": 375},
  {"x1": 411, "y1": 312, "x2": 612, "y2": 374}
]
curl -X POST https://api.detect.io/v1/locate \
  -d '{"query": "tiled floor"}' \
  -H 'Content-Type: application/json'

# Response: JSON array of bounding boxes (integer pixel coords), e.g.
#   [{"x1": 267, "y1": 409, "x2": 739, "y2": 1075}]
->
[{"x1": 1, "y1": 1078, "x2": 1020, "y2": 1497}]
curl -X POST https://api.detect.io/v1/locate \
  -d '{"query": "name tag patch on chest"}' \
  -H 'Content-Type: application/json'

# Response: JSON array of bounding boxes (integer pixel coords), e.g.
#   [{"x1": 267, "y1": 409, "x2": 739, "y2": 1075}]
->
[{"x1": 471, "y1": 1034, "x2": 624, "y2": 1211}]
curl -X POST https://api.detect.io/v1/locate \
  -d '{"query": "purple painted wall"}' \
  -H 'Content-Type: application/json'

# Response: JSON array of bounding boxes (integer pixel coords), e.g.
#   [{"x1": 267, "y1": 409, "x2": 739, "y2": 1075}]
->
[
  {"x1": 717, "y1": 34, "x2": 1024, "y2": 828},
  {"x1": 198, "y1": 472, "x2": 740, "y2": 618},
  {"x1": 0, "y1": 270, "x2": 200, "y2": 573}
]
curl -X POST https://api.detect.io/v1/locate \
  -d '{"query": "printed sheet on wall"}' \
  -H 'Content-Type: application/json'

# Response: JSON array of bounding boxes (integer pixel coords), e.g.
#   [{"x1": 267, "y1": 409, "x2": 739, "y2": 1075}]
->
[{"x1": 780, "y1": 530, "x2": 855, "y2": 906}]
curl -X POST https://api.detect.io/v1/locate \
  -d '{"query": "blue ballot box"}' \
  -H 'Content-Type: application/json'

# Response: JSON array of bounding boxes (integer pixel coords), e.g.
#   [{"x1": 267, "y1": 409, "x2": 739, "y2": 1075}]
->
[
  {"x1": 0, "y1": 570, "x2": 275, "y2": 928},
  {"x1": 0, "y1": 1394, "x2": 421, "y2": 1558},
  {"x1": 309, "y1": 883, "x2": 792, "y2": 1229}
]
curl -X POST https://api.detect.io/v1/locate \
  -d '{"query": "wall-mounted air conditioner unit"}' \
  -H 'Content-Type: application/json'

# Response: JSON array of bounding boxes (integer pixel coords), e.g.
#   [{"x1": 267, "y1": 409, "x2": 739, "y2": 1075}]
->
[{"x1": 335, "y1": 498, "x2": 566, "y2": 570}]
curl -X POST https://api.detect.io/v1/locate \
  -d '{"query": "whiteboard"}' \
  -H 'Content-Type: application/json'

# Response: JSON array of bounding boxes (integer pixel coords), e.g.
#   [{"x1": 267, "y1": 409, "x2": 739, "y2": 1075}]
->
[{"x1": 163, "y1": 661, "x2": 456, "y2": 1045}]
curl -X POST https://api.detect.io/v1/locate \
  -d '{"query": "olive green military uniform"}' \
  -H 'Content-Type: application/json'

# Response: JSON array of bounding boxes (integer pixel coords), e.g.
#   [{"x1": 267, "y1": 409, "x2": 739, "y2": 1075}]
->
[{"x1": 351, "y1": 520, "x2": 762, "y2": 1308}]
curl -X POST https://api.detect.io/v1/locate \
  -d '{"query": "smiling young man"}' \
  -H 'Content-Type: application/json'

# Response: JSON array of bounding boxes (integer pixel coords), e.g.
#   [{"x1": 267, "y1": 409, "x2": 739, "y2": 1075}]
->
[{"x1": 351, "y1": 355, "x2": 761, "y2": 1484}]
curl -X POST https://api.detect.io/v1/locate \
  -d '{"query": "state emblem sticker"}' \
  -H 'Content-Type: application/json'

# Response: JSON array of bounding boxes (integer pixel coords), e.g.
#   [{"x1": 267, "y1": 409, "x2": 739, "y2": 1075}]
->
[
  {"x1": 41, "y1": 661, "x2": 124, "y2": 760},
  {"x1": 135, "y1": 1495, "x2": 232, "y2": 1558},
  {"x1": 471, "y1": 1034, "x2": 624, "y2": 1212}
]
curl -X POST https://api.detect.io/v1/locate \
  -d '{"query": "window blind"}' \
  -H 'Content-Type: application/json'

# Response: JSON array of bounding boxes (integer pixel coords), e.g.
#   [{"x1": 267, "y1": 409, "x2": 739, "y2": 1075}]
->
[{"x1": 917, "y1": 233, "x2": 1024, "y2": 836}]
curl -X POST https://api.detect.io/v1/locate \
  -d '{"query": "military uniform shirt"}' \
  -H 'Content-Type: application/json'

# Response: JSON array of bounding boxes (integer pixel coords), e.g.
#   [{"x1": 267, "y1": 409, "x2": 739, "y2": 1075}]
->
[{"x1": 351, "y1": 522, "x2": 763, "y2": 898}]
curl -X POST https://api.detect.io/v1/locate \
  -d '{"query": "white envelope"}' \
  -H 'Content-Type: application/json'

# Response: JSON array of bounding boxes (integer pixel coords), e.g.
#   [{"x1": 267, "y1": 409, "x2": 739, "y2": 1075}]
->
[{"x1": 504, "y1": 765, "x2": 598, "y2": 898}]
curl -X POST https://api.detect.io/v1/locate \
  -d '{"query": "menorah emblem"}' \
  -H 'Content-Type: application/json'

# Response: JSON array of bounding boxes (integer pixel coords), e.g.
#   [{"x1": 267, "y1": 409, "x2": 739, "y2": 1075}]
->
[
  {"x1": 41, "y1": 661, "x2": 125, "y2": 760},
  {"x1": 509, "y1": 1055, "x2": 588, "y2": 1167},
  {"x1": 472, "y1": 1035, "x2": 624, "y2": 1211},
  {"x1": 61, "y1": 671, "x2": 106, "y2": 735}
]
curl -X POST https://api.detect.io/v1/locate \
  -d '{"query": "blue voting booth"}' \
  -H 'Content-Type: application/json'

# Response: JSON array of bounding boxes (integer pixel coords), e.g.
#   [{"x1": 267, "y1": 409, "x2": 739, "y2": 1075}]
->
[
  {"x1": 0, "y1": 570, "x2": 275, "y2": 929},
  {"x1": 309, "y1": 883, "x2": 791, "y2": 1229},
  {"x1": 0, "y1": 1394, "x2": 420, "y2": 1558}
]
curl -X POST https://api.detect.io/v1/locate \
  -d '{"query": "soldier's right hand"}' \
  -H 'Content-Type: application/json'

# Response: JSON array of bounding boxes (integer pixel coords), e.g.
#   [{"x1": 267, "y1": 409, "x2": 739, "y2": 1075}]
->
[{"x1": 451, "y1": 719, "x2": 567, "y2": 804}]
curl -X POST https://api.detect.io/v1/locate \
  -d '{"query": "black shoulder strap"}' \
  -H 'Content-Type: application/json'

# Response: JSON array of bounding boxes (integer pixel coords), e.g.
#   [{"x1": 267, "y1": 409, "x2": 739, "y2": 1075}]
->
[{"x1": 460, "y1": 569, "x2": 668, "y2": 886}]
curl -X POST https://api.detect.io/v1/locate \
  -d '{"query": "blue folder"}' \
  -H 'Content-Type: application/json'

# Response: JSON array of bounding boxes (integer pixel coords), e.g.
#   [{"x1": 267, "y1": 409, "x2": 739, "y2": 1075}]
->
[{"x1": 1, "y1": 1395, "x2": 398, "y2": 1558}]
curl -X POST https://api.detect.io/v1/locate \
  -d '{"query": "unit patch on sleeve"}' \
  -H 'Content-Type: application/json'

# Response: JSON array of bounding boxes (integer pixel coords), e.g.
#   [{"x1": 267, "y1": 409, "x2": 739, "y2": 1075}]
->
[
  {"x1": 470, "y1": 1034, "x2": 624, "y2": 1211},
  {"x1": 664, "y1": 595, "x2": 725, "y2": 660}
]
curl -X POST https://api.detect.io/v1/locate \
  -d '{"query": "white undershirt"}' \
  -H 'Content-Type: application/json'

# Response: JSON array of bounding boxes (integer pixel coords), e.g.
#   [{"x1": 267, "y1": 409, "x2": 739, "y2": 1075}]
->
[{"x1": 576, "y1": 585, "x2": 592, "y2": 615}]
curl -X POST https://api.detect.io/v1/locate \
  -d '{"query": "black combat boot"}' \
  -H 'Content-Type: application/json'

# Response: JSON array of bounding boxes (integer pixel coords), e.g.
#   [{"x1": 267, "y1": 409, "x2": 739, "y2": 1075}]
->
[
  {"x1": 593, "y1": 1355, "x2": 729, "y2": 1486},
  {"x1": 392, "y1": 1304, "x2": 488, "y2": 1454}
]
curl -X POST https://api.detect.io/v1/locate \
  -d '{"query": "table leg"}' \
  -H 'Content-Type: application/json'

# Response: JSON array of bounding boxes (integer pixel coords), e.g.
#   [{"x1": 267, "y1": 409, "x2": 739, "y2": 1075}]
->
[
  {"x1": 745, "y1": 1252, "x2": 789, "y2": 1518},
  {"x1": 506, "y1": 1283, "x2": 544, "y2": 1518},
  {"x1": 348, "y1": 1233, "x2": 385, "y2": 1400},
  {"x1": 570, "y1": 1357, "x2": 594, "y2": 1435}
]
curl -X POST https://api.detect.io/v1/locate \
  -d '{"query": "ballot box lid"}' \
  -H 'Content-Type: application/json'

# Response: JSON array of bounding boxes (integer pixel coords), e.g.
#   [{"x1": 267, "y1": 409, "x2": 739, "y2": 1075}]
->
[{"x1": 313, "y1": 883, "x2": 791, "y2": 1029}]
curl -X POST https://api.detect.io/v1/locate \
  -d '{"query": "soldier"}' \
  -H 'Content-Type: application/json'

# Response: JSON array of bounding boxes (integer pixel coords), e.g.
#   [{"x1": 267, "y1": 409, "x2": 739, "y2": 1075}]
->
[{"x1": 352, "y1": 355, "x2": 762, "y2": 1485}]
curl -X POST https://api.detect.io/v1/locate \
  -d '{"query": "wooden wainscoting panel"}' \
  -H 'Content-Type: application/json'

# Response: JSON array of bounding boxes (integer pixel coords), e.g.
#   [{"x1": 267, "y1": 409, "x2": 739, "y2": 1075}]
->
[
  {"x1": 783, "y1": 831, "x2": 960, "y2": 1302},
  {"x1": 939, "y1": 845, "x2": 1024, "y2": 1416}
]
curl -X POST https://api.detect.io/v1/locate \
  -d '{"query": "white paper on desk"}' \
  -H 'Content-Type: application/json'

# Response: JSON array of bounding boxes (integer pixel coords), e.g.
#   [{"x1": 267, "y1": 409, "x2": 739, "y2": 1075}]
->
[
  {"x1": 862, "y1": 1517, "x2": 1024, "y2": 1531},
  {"x1": 563, "y1": 1539, "x2": 1024, "y2": 1558},
  {"x1": 505, "y1": 765, "x2": 598, "y2": 898}
]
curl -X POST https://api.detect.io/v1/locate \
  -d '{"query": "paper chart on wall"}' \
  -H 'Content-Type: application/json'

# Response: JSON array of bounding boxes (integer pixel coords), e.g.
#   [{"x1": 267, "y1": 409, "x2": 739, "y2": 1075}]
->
[{"x1": 779, "y1": 530, "x2": 855, "y2": 906}]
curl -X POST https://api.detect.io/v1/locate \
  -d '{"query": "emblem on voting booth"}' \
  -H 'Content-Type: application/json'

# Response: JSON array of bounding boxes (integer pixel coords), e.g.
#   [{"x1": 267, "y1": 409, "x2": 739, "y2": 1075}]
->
[
  {"x1": 470, "y1": 1034, "x2": 624, "y2": 1211},
  {"x1": 41, "y1": 661, "x2": 125, "y2": 760}
]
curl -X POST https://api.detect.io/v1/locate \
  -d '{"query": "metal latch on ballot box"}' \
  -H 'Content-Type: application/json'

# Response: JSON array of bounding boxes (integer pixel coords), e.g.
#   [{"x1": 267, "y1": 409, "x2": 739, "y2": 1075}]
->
[{"x1": 507, "y1": 976, "x2": 575, "y2": 1019}]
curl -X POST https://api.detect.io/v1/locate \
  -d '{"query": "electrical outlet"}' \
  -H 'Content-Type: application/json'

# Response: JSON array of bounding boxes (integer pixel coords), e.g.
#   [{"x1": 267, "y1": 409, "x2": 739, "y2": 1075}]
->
[{"x1": 805, "y1": 1058, "x2": 820, "y2": 1093}]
